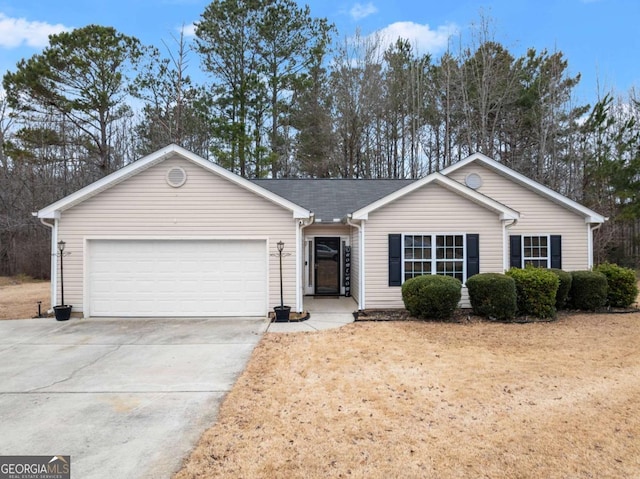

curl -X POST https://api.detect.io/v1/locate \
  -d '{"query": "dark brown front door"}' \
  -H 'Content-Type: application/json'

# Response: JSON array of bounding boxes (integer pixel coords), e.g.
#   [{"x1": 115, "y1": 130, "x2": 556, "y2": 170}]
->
[{"x1": 314, "y1": 237, "x2": 340, "y2": 295}]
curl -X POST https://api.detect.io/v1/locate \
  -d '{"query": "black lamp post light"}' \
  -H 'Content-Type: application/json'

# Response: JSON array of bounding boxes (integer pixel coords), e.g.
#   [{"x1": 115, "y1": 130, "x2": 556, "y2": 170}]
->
[
  {"x1": 53, "y1": 240, "x2": 73, "y2": 321},
  {"x1": 273, "y1": 240, "x2": 291, "y2": 322}
]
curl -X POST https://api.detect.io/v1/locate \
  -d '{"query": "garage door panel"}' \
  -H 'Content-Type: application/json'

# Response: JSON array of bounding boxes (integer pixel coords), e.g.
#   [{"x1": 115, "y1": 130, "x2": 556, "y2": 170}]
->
[{"x1": 88, "y1": 240, "x2": 267, "y2": 317}]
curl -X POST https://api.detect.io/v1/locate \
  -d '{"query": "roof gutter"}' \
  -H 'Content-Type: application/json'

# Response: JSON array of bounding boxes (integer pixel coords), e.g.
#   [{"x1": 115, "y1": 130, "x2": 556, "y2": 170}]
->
[
  {"x1": 502, "y1": 218, "x2": 518, "y2": 272},
  {"x1": 297, "y1": 213, "x2": 314, "y2": 313},
  {"x1": 345, "y1": 214, "x2": 365, "y2": 310},
  {"x1": 588, "y1": 222, "x2": 603, "y2": 269},
  {"x1": 36, "y1": 214, "x2": 57, "y2": 311}
]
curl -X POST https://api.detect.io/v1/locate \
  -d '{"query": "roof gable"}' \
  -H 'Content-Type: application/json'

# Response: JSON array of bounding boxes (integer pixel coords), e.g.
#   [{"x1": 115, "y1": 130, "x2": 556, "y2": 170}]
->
[
  {"x1": 440, "y1": 153, "x2": 606, "y2": 224},
  {"x1": 351, "y1": 172, "x2": 520, "y2": 221},
  {"x1": 37, "y1": 144, "x2": 311, "y2": 219}
]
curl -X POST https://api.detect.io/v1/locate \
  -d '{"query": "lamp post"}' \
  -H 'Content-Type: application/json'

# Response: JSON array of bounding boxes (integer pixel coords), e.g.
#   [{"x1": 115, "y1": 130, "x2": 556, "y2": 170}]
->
[
  {"x1": 277, "y1": 241, "x2": 284, "y2": 310},
  {"x1": 58, "y1": 240, "x2": 66, "y2": 306},
  {"x1": 272, "y1": 241, "x2": 290, "y2": 322},
  {"x1": 53, "y1": 240, "x2": 72, "y2": 321}
]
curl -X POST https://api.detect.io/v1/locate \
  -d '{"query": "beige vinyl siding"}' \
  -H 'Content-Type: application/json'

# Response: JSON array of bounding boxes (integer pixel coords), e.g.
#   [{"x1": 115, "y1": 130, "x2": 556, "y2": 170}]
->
[
  {"x1": 449, "y1": 164, "x2": 589, "y2": 270},
  {"x1": 56, "y1": 155, "x2": 298, "y2": 314},
  {"x1": 304, "y1": 224, "x2": 350, "y2": 237},
  {"x1": 364, "y1": 183, "x2": 504, "y2": 309}
]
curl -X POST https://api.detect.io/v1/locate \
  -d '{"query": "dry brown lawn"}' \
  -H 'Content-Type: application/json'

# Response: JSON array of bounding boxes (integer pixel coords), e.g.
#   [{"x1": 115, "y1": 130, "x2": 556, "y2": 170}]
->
[
  {"x1": 175, "y1": 314, "x2": 640, "y2": 479},
  {"x1": 0, "y1": 276, "x2": 50, "y2": 319}
]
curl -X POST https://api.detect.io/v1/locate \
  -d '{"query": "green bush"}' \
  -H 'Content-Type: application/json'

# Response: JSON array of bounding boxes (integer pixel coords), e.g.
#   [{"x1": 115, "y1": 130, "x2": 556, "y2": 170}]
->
[
  {"x1": 466, "y1": 273, "x2": 517, "y2": 320},
  {"x1": 593, "y1": 263, "x2": 637, "y2": 308},
  {"x1": 401, "y1": 274, "x2": 462, "y2": 320},
  {"x1": 550, "y1": 268, "x2": 572, "y2": 310},
  {"x1": 569, "y1": 270, "x2": 608, "y2": 311},
  {"x1": 506, "y1": 267, "x2": 559, "y2": 318}
]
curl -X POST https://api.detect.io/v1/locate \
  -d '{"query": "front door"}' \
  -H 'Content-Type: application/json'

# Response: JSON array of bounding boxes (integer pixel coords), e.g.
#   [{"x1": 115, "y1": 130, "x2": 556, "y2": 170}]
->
[{"x1": 314, "y1": 237, "x2": 340, "y2": 295}]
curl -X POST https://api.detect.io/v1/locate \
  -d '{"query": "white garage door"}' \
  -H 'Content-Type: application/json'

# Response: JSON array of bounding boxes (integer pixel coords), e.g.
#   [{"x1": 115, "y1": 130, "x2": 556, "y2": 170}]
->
[{"x1": 88, "y1": 239, "x2": 267, "y2": 317}]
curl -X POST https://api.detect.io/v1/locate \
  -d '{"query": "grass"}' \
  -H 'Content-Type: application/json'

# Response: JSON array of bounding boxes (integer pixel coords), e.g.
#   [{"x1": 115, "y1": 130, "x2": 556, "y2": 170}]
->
[
  {"x1": 175, "y1": 313, "x2": 640, "y2": 479},
  {"x1": 0, "y1": 276, "x2": 50, "y2": 319}
]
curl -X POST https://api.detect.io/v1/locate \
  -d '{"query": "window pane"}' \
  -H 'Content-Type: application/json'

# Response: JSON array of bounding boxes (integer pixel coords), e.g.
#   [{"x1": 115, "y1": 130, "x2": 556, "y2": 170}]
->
[
  {"x1": 525, "y1": 259, "x2": 546, "y2": 268},
  {"x1": 523, "y1": 236, "x2": 549, "y2": 268},
  {"x1": 403, "y1": 234, "x2": 465, "y2": 282}
]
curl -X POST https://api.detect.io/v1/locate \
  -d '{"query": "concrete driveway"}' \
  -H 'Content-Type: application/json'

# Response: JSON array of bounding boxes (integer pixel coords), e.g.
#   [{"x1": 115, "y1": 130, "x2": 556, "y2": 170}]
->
[{"x1": 0, "y1": 316, "x2": 268, "y2": 478}]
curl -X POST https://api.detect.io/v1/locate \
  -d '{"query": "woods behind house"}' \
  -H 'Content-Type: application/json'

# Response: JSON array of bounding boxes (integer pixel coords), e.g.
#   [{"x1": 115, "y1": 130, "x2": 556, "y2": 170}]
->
[{"x1": 1, "y1": 1, "x2": 639, "y2": 278}]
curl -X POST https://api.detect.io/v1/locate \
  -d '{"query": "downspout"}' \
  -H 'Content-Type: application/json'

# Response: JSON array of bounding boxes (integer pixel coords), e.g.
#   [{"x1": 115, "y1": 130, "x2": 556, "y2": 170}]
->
[
  {"x1": 502, "y1": 218, "x2": 518, "y2": 272},
  {"x1": 37, "y1": 215, "x2": 57, "y2": 311},
  {"x1": 297, "y1": 214, "x2": 314, "y2": 313},
  {"x1": 346, "y1": 214, "x2": 365, "y2": 310},
  {"x1": 588, "y1": 222, "x2": 603, "y2": 269}
]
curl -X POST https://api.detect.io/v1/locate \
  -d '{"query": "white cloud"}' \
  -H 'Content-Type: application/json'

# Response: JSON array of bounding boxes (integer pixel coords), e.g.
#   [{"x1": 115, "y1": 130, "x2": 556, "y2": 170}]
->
[
  {"x1": 179, "y1": 23, "x2": 197, "y2": 37},
  {"x1": 374, "y1": 21, "x2": 458, "y2": 54},
  {"x1": 0, "y1": 13, "x2": 69, "y2": 49},
  {"x1": 350, "y1": 2, "x2": 378, "y2": 21}
]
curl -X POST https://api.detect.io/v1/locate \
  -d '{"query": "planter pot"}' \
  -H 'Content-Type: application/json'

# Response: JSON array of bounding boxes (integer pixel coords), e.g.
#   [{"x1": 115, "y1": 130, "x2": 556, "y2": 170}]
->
[
  {"x1": 273, "y1": 305, "x2": 291, "y2": 322},
  {"x1": 53, "y1": 305, "x2": 72, "y2": 321}
]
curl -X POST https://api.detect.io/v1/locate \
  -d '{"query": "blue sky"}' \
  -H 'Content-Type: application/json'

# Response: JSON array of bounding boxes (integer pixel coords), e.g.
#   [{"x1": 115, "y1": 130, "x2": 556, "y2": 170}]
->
[{"x1": 0, "y1": 0, "x2": 637, "y2": 105}]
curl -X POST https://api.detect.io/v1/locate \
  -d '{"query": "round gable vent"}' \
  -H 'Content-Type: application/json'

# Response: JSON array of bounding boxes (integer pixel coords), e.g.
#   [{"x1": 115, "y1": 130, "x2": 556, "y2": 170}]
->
[
  {"x1": 465, "y1": 172, "x2": 482, "y2": 189},
  {"x1": 166, "y1": 167, "x2": 187, "y2": 188}
]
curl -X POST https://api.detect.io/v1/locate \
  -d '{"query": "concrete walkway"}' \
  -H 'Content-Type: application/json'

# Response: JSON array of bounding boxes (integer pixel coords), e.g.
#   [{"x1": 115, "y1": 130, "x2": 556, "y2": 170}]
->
[
  {"x1": 0, "y1": 317, "x2": 267, "y2": 478},
  {"x1": 267, "y1": 297, "x2": 356, "y2": 332}
]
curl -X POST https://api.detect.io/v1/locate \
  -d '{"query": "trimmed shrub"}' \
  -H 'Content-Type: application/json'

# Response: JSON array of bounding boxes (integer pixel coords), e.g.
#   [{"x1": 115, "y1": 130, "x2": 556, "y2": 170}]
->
[
  {"x1": 401, "y1": 274, "x2": 462, "y2": 320},
  {"x1": 594, "y1": 262, "x2": 638, "y2": 308},
  {"x1": 506, "y1": 267, "x2": 559, "y2": 318},
  {"x1": 550, "y1": 268, "x2": 572, "y2": 310},
  {"x1": 466, "y1": 273, "x2": 517, "y2": 320},
  {"x1": 569, "y1": 270, "x2": 608, "y2": 311}
]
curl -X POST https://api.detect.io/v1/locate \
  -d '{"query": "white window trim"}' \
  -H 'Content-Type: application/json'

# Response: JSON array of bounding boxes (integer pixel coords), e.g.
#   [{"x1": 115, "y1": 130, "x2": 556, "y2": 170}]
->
[
  {"x1": 401, "y1": 233, "x2": 467, "y2": 283},
  {"x1": 522, "y1": 234, "x2": 551, "y2": 268}
]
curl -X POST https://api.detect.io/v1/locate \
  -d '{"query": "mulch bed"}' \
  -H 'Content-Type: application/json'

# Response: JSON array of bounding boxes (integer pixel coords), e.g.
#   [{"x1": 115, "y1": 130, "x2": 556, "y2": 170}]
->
[
  {"x1": 355, "y1": 308, "x2": 476, "y2": 322},
  {"x1": 269, "y1": 310, "x2": 310, "y2": 322},
  {"x1": 355, "y1": 306, "x2": 640, "y2": 323}
]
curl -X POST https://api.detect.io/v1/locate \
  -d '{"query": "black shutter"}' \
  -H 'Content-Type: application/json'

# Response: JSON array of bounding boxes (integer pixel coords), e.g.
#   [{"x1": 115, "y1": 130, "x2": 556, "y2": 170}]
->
[
  {"x1": 466, "y1": 234, "x2": 480, "y2": 279},
  {"x1": 550, "y1": 235, "x2": 562, "y2": 269},
  {"x1": 389, "y1": 234, "x2": 402, "y2": 286},
  {"x1": 510, "y1": 235, "x2": 522, "y2": 269}
]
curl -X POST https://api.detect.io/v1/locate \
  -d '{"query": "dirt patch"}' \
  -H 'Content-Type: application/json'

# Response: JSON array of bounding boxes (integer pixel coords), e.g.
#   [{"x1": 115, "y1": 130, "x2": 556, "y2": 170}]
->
[
  {"x1": 0, "y1": 277, "x2": 50, "y2": 320},
  {"x1": 175, "y1": 314, "x2": 640, "y2": 479}
]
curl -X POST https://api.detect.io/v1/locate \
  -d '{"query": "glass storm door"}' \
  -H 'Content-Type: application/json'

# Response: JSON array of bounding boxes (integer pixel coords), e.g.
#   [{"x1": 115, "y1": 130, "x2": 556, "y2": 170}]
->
[{"x1": 314, "y1": 237, "x2": 340, "y2": 295}]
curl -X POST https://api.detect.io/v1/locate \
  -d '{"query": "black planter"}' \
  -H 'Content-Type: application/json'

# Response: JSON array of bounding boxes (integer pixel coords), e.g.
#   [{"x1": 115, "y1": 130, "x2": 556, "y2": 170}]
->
[
  {"x1": 273, "y1": 305, "x2": 291, "y2": 322},
  {"x1": 53, "y1": 305, "x2": 72, "y2": 321}
]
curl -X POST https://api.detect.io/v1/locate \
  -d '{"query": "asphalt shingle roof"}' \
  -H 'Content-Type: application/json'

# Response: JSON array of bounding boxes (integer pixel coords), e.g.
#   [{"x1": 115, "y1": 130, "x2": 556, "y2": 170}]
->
[{"x1": 250, "y1": 179, "x2": 416, "y2": 221}]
